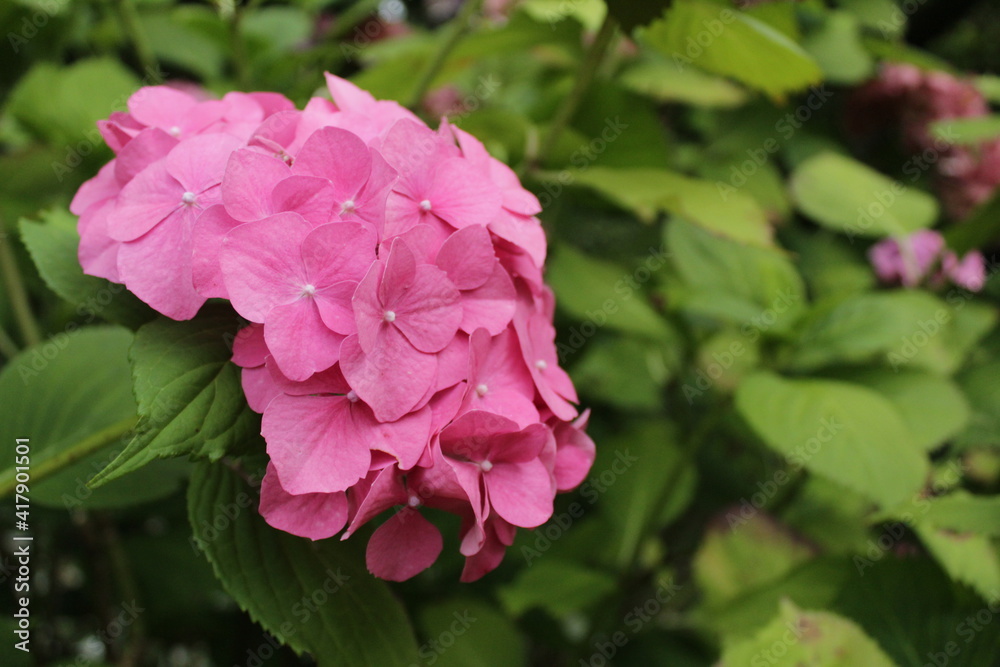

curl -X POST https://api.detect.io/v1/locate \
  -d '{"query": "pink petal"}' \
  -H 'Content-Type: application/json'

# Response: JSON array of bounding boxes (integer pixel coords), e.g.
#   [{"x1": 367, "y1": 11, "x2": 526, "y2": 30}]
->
[
  {"x1": 270, "y1": 175, "x2": 337, "y2": 225},
  {"x1": 339, "y1": 332, "x2": 437, "y2": 422},
  {"x1": 259, "y1": 463, "x2": 348, "y2": 540},
  {"x1": 117, "y1": 210, "x2": 205, "y2": 319},
  {"x1": 486, "y1": 458, "x2": 553, "y2": 528},
  {"x1": 191, "y1": 204, "x2": 243, "y2": 299},
  {"x1": 107, "y1": 160, "x2": 183, "y2": 242},
  {"x1": 315, "y1": 280, "x2": 360, "y2": 335},
  {"x1": 436, "y1": 333, "x2": 470, "y2": 391},
  {"x1": 263, "y1": 298, "x2": 343, "y2": 381},
  {"x1": 165, "y1": 133, "x2": 244, "y2": 194},
  {"x1": 77, "y1": 200, "x2": 121, "y2": 282},
  {"x1": 366, "y1": 510, "x2": 443, "y2": 581},
  {"x1": 325, "y1": 72, "x2": 377, "y2": 110},
  {"x1": 231, "y1": 322, "x2": 268, "y2": 367},
  {"x1": 302, "y1": 222, "x2": 377, "y2": 286},
  {"x1": 127, "y1": 85, "x2": 198, "y2": 128},
  {"x1": 459, "y1": 263, "x2": 516, "y2": 335},
  {"x1": 222, "y1": 149, "x2": 291, "y2": 221},
  {"x1": 390, "y1": 264, "x2": 462, "y2": 353},
  {"x1": 114, "y1": 128, "x2": 178, "y2": 185},
  {"x1": 220, "y1": 212, "x2": 312, "y2": 322},
  {"x1": 241, "y1": 365, "x2": 282, "y2": 413},
  {"x1": 262, "y1": 394, "x2": 372, "y2": 494},
  {"x1": 552, "y1": 412, "x2": 596, "y2": 492},
  {"x1": 344, "y1": 465, "x2": 407, "y2": 537},
  {"x1": 357, "y1": 402, "x2": 432, "y2": 471},
  {"x1": 427, "y1": 157, "x2": 502, "y2": 229},
  {"x1": 489, "y1": 213, "x2": 547, "y2": 269},
  {"x1": 292, "y1": 127, "x2": 372, "y2": 199},
  {"x1": 440, "y1": 410, "x2": 519, "y2": 462},
  {"x1": 435, "y1": 225, "x2": 496, "y2": 290}
]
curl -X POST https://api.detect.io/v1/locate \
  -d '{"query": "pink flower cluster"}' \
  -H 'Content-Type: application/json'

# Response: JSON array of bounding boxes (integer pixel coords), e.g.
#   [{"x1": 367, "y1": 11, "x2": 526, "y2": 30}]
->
[
  {"x1": 869, "y1": 230, "x2": 986, "y2": 292},
  {"x1": 849, "y1": 62, "x2": 1000, "y2": 220},
  {"x1": 72, "y1": 74, "x2": 594, "y2": 581}
]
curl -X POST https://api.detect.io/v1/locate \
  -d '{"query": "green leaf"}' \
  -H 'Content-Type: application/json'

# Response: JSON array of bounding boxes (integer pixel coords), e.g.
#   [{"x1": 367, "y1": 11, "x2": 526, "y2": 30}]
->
[
  {"x1": 735, "y1": 372, "x2": 929, "y2": 508},
  {"x1": 572, "y1": 337, "x2": 670, "y2": 410},
  {"x1": 956, "y1": 361, "x2": 1000, "y2": 449},
  {"x1": 417, "y1": 598, "x2": 526, "y2": 667},
  {"x1": 693, "y1": 513, "x2": 815, "y2": 610},
  {"x1": 666, "y1": 220, "x2": 805, "y2": 334},
  {"x1": 89, "y1": 314, "x2": 259, "y2": 488},
  {"x1": 605, "y1": 0, "x2": 673, "y2": 33},
  {"x1": 790, "y1": 291, "x2": 989, "y2": 374},
  {"x1": 19, "y1": 210, "x2": 156, "y2": 329},
  {"x1": 944, "y1": 192, "x2": 1000, "y2": 254},
  {"x1": 5, "y1": 57, "x2": 140, "y2": 146},
  {"x1": 913, "y1": 525, "x2": 1000, "y2": 604},
  {"x1": 843, "y1": 370, "x2": 971, "y2": 452},
  {"x1": 546, "y1": 245, "x2": 673, "y2": 341},
  {"x1": 718, "y1": 600, "x2": 896, "y2": 667},
  {"x1": 0, "y1": 326, "x2": 185, "y2": 509},
  {"x1": 187, "y1": 461, "x2": 419, "y2": 665},
  {"x1": 919, "y1": 492, "x2": 1000, "y2": 537},
  {"x1": 598, "y1": 420, "x2": 696, "y2": 568},
  {"x1": 619, "y1": 58, "x2": 747, "y2": 107},
  {"x1": 572, "y1": 166, "x2": 774, "y2": 247},
  {"x1": 801, "y1": 11, "x2": 874, "y2": 85},
  {"x1": 640, "y1": 0, "x2": 822, "y2": 98},
  {"x1": 790, "y1": 152, "x2": 939, "y2": 238},
  {"x1": 931, "y1": 115, "x2": 1000, "y2": 145},
  {"x1": 520, "y1": 0, "x2": 605, "y2": 31},
  {"x1": 498, "y1": 559, "x2": 617, "y2": 618}
]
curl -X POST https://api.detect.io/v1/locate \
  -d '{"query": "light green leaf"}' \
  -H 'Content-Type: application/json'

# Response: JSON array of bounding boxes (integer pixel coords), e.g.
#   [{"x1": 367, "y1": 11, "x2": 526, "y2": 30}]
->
[
  {"x1": 790, "y1": 291, "x2": 987, "y2": 374},
  {"x1": 20, "y1": 210, "x2": 156, "y2": 329},
  {"x1": 89, "y1": 314, "x2": 259, "y2": 488},
  {"x1": 620, "y1": 59, "x2": 748, "y2": 107},
  {"x1": 520, "y1": 0, "x2": 605, "y2": 31},
  {"x1": 572, "y1": 166, "x2": 774, "y2": 247},
  {"x1": 913, "y1": 525, "x2": 1000, "y2": 604},
  {"x1": 920, "y1": 492, "x2": 1000, "y2": 537},
  {"x1": 5, "y1": 57, "x2": 139, "y2": 146},
  {"x1": 693, "y1": 513, "x2": 815, "y2": 610},
  {"x1": 499, "y1": 560, "x2": 617, "y2": 618},
  {"x1": 844, "y1": 370, "x2": 971, "y2": 452},
  {"x1": 802, "y1": 11, "x2": 874, "y2": 84},
  {"x1": 0, "y1": 327, "x2": 185, "y2": 509},
  {"x1": 956, "y1": 361, "x2": 1000, "y2": 449},
  {"x1": 666, "y1": 220, "x2": 805, "y2": 334},
  {"x1": 640, "y1": 0, "x2": 822, "y2": 98},
  {"x1": 417, "y1": 598, "x2": 526, "y2": 667},
  {"x1": 187, "y1": 461, "x2": 419, "y2": 665},
  {"x1": 931, "y1": 116, "x2": 1000, "y2": 145},
  {"x1": 736, "y1": 372, "x2": 929, "y2": 508},
  {"x1": 718, "y1": 600, "x2": 896, "y2": 667},
  {"x1": 572, "y1": 337, "x2": 670, "y2": 410},
  {"x1": 790, "y1": 152, "x2": 939, "y2": 238},
  {"x1": 546, "y1": 245, "x2": 673, "y2": 341}
]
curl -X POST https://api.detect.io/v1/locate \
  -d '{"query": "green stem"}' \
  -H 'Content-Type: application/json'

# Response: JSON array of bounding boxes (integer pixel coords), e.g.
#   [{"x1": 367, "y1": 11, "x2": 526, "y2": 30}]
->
[
  {"x1": 532, "y1": 13, "x2": 618, "y2": 168},
  {"x1": 228, "y1": 7, "x2": 251, "y2": 90},
  {"x1": 406, "y1": 0, "x2": 486, "y2": 110},
  {"x1": 0, "y1": 417, "x2": 136, "y2": 498},
  {"x1": 112, "y1": 0, "x2": 159, "y2": 76},
  {"x1": 0, "y1": 324, "x2": 19, "y2": 359},
  {"x1": 0, "y1": 232, "x2": 42, "y2": 348}
]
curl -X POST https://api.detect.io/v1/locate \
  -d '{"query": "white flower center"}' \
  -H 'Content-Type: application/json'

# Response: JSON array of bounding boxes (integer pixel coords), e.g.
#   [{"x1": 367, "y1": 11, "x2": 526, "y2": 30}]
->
[
  {"x1": 475, "y1": 383, "x2": 489, "y2": 396},
  {"x1": 300, "y1": 283, "x2": 317, "y2": 297},
  {"x1": 535, "y1": 359, "x2": 548, "y2": 370},
  {"x1": 181, "y1": 191, "x2": 197, "y2": 206},
  {"x1": 341, "y1": 199, "x2": 356, "y2": 215},
  {"x1": 346, "y1": 390, "x2": 359, "y2": 403},
  {"x1": 479, "y1": 460, "x2": 493, "y2": 472},
  {"x1": 169, "y1": 126, "x2": 182, "y2": 137},
  {"x1": 408, "y1": 495, "x2": 421, "y2": 508},
  {"x1": 419, "y1": 199, "x2": 432, "y2": 212},
  {"x1": 383, "y1": 310, "x2": 396, "y2": 323}
]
